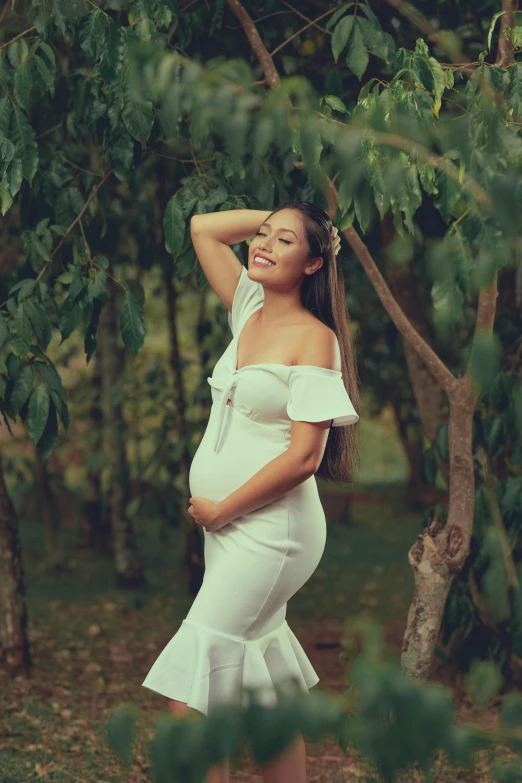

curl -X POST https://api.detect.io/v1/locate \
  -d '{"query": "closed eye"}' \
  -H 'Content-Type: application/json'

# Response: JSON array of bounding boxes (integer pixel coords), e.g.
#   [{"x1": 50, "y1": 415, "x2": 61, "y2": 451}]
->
[{"x1": 255, "y1": 231, "x2": 291, "y2": 244}]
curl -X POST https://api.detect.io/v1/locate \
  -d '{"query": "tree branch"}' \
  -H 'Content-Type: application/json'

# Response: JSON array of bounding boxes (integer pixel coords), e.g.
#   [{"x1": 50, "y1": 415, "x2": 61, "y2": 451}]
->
[
  {"x1": 304, "y1": 162, "x2": 457, "y2": 393},
  {"x1": 497, "y1": 0, "x2": 519, "y2": 67},
  {"x1": 35, "y1": 169, "x2": 114, "y2": 282},
  {"x1": 225, "y1": 0, "x2": 280, "y2": 89},
  {"x1": 269, "y1": 7, "x2": 338, "y2": 57},
  {"x1": 0, "y1": 26, "x2": 36, "y2": 49},
  {"x1": 278, "y1": 1, "x2": 332, "y2": 36}
]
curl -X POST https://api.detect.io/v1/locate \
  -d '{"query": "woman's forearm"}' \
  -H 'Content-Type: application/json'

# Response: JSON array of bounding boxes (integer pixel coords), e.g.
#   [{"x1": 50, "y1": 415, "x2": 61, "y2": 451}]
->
[
  {"x1": 215, "y1": 450, "x2": 315, "y2": 525},
  {"x1": 190, "y1": 209, "x2": 272, "y2": 246}
]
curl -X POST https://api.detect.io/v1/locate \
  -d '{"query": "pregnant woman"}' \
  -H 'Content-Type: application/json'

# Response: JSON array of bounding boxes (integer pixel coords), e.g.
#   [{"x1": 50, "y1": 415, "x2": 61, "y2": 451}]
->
[{"x1": 142, "y1": 199, "x2": 360, "y2": 783}]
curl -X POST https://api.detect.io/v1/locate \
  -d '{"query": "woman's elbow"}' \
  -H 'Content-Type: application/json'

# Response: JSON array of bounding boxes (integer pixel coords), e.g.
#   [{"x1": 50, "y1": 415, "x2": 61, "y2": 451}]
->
[
  {"x1": 190, "y1": 215, "x2": 203, "y2": 235},
  {"x1": 287, "y1": 447, "x2": 321, "y2": 479}
]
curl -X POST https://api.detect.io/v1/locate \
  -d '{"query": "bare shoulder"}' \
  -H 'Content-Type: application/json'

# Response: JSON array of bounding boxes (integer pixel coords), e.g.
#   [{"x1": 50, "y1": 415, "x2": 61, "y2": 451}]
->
[{"x1": 294, "y1": 321, "x2": 342, "y2": 371}]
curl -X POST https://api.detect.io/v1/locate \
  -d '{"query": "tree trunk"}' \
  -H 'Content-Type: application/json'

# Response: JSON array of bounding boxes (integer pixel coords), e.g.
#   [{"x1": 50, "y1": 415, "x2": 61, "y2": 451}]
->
[
  {"x1": 381, "y1": 212, "x2": 450, "y2": 491},
  {"x1": 388, "y1": 395, "x2": 424, "y2": 493},
  {"x1": 400, "y1": 360, "x2": 485, "y2": 678},
  {"x1": 80, "y1": 350, "x2": 111, "y2": 554},
  {"x1": 99, "y1": 275, "x2": 145, "y2": 588},
  {"x1": 34, "y1": 451, "x2": 62, "y2": 568},
  {"x1": 164, "y1": 267, "x2": 204, "y2": 596},
  {"x1": 497, "y1": 0, "x2": 518, "y2": 67},
  {"x1": 0, "y1": 449, "x2": 31, "y2": 673}
]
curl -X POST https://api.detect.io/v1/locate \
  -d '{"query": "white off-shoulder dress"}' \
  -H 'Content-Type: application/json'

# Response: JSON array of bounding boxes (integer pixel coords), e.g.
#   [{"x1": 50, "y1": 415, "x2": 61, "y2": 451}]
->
[{"x1": 142, "y1": 265, "x2": 359, "y2": 716}]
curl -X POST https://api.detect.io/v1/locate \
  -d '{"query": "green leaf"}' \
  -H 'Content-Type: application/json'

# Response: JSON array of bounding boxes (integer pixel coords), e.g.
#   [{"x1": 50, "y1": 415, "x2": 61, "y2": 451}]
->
[
  {"x1": 25, "y1": 299, "x2": 53, "y2": 350},
  {"x1": 358, "y1": 17, "x2": 390, "y2": 61},
  {"x1": 11, "y1": 278, "x2": 36, "y2": 301},
  {"x1": 34, "y1": 361, "x2": 65, "y2": 397},
  {"x1": 445, "y1": 726, "x2": 488, "y2": 769},
  {"x1": 7, "y1": 157, "x2": 22, "y2": 203},
  {"x1": 414, "y1": 38, "x2": 429, "y2": 57},
  {"x1": 0, "y1": 96, "x2": 12, "y2": 136},
  {"x1": 84, "y1": 294, "x2": 106, "y2": 365},
  {"x1": 35, "y1": 397, "x2": 58, "y2": 460},
  {"x1": 55, "y1": 271, "x2": 74, "y2": 284},
  {"x1": 122, "y1": 79, "x2": 154, "y2": 144},
  {"x1": 6, "y1": 353, "x2": 21, "y2": 377},
  {"x1": 464, "y1": 659, "x2": 503, "y2": 708},
  {"x1": 332, "y1": 15, "x2": 354, "y2": 63},
  {"x1": 38, "y1": 42, "x2": 56, "y2": 69},
  {"x1": 324, "y1": 95, "x2": 348, "y2": 113},
  {"x1": 106, "y1": 704, "x2": 139, "y2": 769},
  {"x1": 120, "y1": 290, "x2": 145, "y2": 357},
  {"x1": 100, "y1": 19, "x2": 124, "y2": 79},
  {"x1": 28, "y1": 382, "x2": 50, "y2": 445},
  {"x1": 14, "y1": 61, "x2": 33, "y2": 110},
  {"x1": 428, "y1": 56, "x2": 446, "y2": 116},
  {"x1": 354, "y1": 188, "x2": 374, "y2": 234},
  {"x1": 59, "y1": 292, "x2": 86, "y2": 342},
  {"x1": 0, "y1": 172, "x2": 13, "y2": 215},
  {"x1": 508, "y1": 63, "x2": 522, "y2": 117},
  {"x1": 0, "y1": 312, "x2": 8, "y2": 350},
  {"x1": 33, "y1": 53, "x2": 55, "y2": 98},
  {"x1": 11, "y1": 301, "x2": 32, "y2": 357},
  {"x1": 325, "y1": 2, "x2": 353, "y2": 32},
  {"x1": 203, "y1": 185, "x2": 228, "y2": 209},
  {"x1": 9, "y1": 105, "x2": 38, "y2": 184},
  {"x1": 109, "y1": 126, "x2": 135, "y2": 183},
  {"x1": 163, "y1": 193, "x2": 185, "y2": 257},
  {"x1": 87, "y1": 269, "x2": 107, "y2": 302},
  {"x1": 512, "y1": 25, "x2": 522, "y2": 48},
  {"x1": 50, "y1": 388, "x2": 69, "y2": 430},
  {"x1": 433, "y1": 169, "x2": 460, "y2": 223},
  {"x1": 338, "y1": 177, "x2": 353, "y2": 214},
  {"x1": 346, "y1": 18, "x2": 369, "y2": 80},
  {"x1": 500, "y1": 692, "x2": 522, "y2": 728},
  {"x1": 10, "y1": 364, "x2": 34, "y2": 415},
  {"x1": 487, "y1": 10, "x2": 506, "y2": 53},
  {"x1": 125, "y1": 279, "x2": 145, "y2": 309},
  {"x1": 419, "y1": 164, "x2": 438, "y2": 195},
  {"x1": 300, "y1": 122, "x2": 323, "y2": 168},
  {"x1": 469, "y1": 331, "x2": 502, "y2": 394},
  {"x1": 7, "y1": 39, "x2": 28, "y2": 70},
  {"x1": 79, "y1": 9, "x2": 108, "y2": 60},
  {"x1": 411, "y1": 55, "x2": 435, "y2": 93},
  {"x1": 256, "y1": 176, "x2": 275, "y2": 209}
]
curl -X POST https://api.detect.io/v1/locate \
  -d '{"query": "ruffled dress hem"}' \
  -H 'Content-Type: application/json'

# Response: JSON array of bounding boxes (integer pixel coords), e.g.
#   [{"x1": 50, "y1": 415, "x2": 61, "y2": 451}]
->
[{"x1": 141, "y1": 618, "x2": 319, "y2": 717}]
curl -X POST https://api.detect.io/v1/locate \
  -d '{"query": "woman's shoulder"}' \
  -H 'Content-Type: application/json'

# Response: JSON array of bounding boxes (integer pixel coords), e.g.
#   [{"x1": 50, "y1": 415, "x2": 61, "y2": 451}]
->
[{"x1": 293, "y1": 321, "x2": 341, "y2": 372}]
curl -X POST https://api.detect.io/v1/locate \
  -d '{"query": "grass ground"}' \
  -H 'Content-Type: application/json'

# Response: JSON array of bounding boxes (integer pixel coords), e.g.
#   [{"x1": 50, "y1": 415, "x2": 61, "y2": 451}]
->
[{"x1": 0, "y1": 485, "x2": 508, "y2": 783}]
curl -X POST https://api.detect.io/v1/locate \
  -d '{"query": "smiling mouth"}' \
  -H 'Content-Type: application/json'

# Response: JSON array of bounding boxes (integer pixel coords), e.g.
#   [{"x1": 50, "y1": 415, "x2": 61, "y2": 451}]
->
[{"x1": 253, "y1": 255, "x2": 275, "y2": 267}]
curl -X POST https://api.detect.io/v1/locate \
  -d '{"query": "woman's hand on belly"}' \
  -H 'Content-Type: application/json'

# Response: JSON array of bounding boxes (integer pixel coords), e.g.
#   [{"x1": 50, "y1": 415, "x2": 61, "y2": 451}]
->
[{"x1": 188, "y1": 496, "x2": 229, "y2": 532}]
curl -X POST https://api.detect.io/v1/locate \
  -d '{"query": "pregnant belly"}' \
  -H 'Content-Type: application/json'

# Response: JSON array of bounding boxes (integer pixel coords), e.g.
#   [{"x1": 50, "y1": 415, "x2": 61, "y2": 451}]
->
[{"x1": 189, "y1": 404, "x2": 288, "y2": 503}]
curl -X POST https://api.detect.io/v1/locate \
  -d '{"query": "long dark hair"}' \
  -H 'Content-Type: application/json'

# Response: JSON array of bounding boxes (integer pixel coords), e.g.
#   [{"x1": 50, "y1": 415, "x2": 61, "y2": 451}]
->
[{"x1": 267, "y1": 198, "x2": 361, "y2": 485}]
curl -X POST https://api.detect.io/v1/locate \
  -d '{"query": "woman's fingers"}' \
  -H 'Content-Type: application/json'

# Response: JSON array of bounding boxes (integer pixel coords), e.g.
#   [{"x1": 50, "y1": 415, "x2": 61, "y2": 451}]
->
[
  {"x1": 331, "y1": 227, "x2": 341, "y2": 255},
  {"x1": 331, "y1": 226, "x2": 340, "y2": 254}
]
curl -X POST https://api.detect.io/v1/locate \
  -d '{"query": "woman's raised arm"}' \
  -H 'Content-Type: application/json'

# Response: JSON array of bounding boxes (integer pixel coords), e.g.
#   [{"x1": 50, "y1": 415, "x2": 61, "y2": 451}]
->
[{"x1": 190, "y1": 209, "x2": 271, "y2": 312}]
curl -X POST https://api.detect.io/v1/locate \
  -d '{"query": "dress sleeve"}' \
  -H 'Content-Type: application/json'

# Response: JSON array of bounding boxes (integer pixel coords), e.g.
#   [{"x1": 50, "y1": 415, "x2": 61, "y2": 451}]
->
[
  {"x1": 227, "y1": 265, "x2": 264, "y2": 336},
  {"x1": 287, "y1": 366, "x2": 359, "y2": 427}
]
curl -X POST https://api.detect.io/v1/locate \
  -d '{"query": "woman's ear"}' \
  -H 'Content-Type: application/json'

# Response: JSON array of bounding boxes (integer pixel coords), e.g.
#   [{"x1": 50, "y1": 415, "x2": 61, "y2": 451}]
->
[{"x1": 305, "y1": 257, "x2": 324, "y2": 275}]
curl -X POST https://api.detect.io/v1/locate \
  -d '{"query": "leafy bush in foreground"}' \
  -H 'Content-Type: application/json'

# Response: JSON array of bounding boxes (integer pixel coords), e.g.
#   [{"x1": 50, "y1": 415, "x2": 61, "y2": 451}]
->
[{"x1": 107, "y1": 619, "x2": 522, "y2": 782}]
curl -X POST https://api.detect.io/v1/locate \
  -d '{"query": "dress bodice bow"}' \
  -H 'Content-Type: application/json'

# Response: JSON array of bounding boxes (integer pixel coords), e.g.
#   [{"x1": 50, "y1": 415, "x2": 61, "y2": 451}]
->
[{"x1": 207, "y1": 371, "x2": 239, "y2": 452}]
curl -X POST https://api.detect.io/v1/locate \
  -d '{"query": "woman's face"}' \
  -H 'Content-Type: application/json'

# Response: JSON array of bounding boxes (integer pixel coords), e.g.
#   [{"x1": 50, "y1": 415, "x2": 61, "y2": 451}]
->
[{"x1": 248, "y1": 208, "x2": 323, "y2": 283}]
